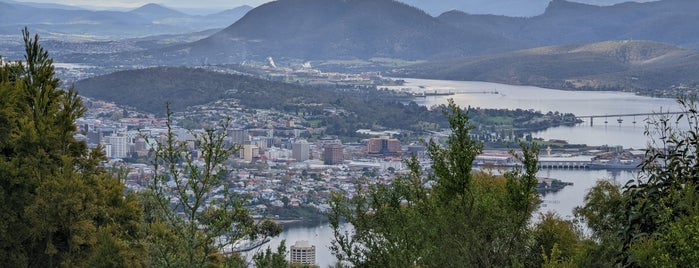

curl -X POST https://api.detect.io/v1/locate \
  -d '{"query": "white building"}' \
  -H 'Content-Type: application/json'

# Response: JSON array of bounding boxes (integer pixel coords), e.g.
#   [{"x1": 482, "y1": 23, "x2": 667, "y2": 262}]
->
[
  {"x1": 106, "y1": 135, "x2": 129, "y2": 158},
  {"x1": 292, "y1": 140, "x2": 310, "y2": 162},
  {"x1": 290, "y1": 240, "x2": 316, "y2": 265}
]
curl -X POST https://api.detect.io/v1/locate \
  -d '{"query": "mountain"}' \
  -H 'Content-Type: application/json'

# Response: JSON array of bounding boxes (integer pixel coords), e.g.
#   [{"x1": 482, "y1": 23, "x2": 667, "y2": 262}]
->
[
  {"x1": 153, "y1": 0, "x2": 517, "y2": 64},
  {"x1": 0, "y1": 1, "x2": 252, "y2": 38},
  {"x1": 438, "y1": 0, "x2": 699, "y2": 50},
  {"x1": 394, "y1": 40, "x2": 699, "y2": 93},
  {"x1": 1, "y1": 0, "x2": 85, "y2": 10},
  {"x1": 205, "y1": 5, "x2": 253, "y2": 22},
  {"x1": 398, "y1": 0, "x2": 656, "y2": 17},
  {"x1": 74, "y1": 67, "x2": 337, "y2": 115},
  {"x1": 129, "y1": 3, "x2": 187, "y2": 21}
]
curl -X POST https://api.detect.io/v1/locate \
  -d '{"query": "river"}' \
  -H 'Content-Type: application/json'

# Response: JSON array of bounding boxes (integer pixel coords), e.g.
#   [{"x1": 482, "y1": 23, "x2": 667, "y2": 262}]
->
[
  {"x1": 262, "y1": 78, "x2": 677, "y2": 267},
  {"x1": 390, "y1": 78, "x2": 681, "y2": 149}
]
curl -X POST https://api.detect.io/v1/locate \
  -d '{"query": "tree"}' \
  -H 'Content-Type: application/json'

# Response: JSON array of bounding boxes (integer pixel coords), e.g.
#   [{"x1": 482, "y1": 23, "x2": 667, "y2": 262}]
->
[
  {"x1": 144, "y1": 110, "x2": 281, "y2": 267},
  {"x1": 0, "y1": 28, "x2": 146, "y2": 267},
  {"x1": 529, "y1": 212, "x2": 581, "y2": 266},
  {"x1": 574, "y1": 96, "x2": 699, "y2": 267},
  {"x1": 328, "y1": 99, "x2": 542, "y2": 267},
  {"x1": 253, "y1": 240, "x2": 289, "y2": 268}
]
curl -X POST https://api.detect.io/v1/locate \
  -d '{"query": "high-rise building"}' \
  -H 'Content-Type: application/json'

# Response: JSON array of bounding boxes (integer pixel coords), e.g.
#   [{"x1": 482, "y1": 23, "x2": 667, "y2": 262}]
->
[
  {"x1": 292, "y1": 140, "x2": 310, "y2": 161},
  {"x1": 290, "y1": 240, "x2": 316, "y2": 265},
  {"x1": 229, "y1": 129, "x2": 249, "y2": 146},
  {"x1": 106, "y1": 135, "x2": 129, "y2": 158},
  {"x1": 241, "y1": 144, "x2": 259, "y2": 162},
  {"x1": 323, "y1": 143, "x2": 343, "y2": 165},
  {"x1": 367, "y1": 136, "x2": 402, "y2": 156}
]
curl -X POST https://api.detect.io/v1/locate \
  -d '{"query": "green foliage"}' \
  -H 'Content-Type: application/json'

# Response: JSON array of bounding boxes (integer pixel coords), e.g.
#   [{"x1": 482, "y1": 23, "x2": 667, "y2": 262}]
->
[
  {"x1": 328, "y1": 99, "x2": 544, "y2": 267},
  {"x1": 530, "y1": 212, "x2": 580, "y2": 266},
  {"x1": 144, "y1": 110, "x2": 282, "y2": 267},
  {"x1": 0, "y1": 29, "x2": 146, "y2": 267},
  {"x1": 253, "y1": 240, "x2": 289, "y2": 268},
  {"x1": 573, "y1": 96, "x2": 699, "y2": 267}
]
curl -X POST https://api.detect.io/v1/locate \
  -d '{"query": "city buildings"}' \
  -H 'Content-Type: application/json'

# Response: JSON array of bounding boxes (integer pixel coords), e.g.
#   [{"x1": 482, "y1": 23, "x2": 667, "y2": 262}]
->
[
  {"x1": 290, "y1": 240, "x2": 316, "y2": 265},
  {"x1": 323, "y1": 143, "x2": 343, "y2": 165},
  {"x1": 366, "y1": 136, "x2": 402, "y2": 156},
  {"x1": 292, "y1": 140, "x2": 310, "y2": 161},
  {"x1": 242, "y1": 144, "x2": 260, "y2": 162}
]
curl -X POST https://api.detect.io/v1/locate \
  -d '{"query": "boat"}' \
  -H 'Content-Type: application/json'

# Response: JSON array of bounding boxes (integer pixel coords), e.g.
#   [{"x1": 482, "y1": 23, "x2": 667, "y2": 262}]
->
[{"x1": 588, "y1": 158, "x2": 641, "y2": 170}]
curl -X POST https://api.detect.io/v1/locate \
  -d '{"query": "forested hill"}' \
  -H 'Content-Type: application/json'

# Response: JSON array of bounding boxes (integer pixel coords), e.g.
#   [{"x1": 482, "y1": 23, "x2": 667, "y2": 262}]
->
[
  {"x1": 75, "y1": 67, "x2": 334, "y2": 115},
  {"x1": 155, "y1": 0, "x2": 517, "y2": 64},
  {"x1": 393, "y1": 40, "x2": 699, "y2": 94},
  {"x1": 74, "y1": 67, "x2": 449, "y2": 133}
]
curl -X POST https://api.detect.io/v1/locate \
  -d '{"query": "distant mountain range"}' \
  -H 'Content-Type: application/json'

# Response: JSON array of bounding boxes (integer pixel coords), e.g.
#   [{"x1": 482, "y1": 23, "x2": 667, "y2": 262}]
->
[
  {"x1": 146, "y1": 0, "x2": 521, "y2": 64},
  {"x1": 399, "y1": 0, "x2": 656, "y2": 17},
  {"x1": 118, "y1": 0, "x2": 699, "y2": 66},
  {"x1": 0, "y1": 1, "x2": 252, "y2": 38},
  {"x1": 5, "y1": 0, "x2": 699, "y2": 93},
  {"x1": 393, "y1": 40, "x2": 699, "y2": 94}
]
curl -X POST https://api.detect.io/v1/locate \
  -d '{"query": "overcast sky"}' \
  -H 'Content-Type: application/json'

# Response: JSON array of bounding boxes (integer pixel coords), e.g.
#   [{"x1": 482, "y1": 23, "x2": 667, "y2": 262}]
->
[{"x1": 11, "y1": 0, "x2": 657, "y2": 16}]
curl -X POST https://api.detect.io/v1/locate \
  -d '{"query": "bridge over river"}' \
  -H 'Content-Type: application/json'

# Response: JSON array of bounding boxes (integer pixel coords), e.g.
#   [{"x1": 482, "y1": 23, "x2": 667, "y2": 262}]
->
[{"x1": 577, "y1": 112, "x2": 686, "y2": 126}]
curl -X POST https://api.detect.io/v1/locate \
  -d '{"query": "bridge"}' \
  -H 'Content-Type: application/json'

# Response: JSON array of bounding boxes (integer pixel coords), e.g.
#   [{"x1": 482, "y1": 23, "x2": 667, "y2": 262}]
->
[{"x1": 577, "y1": 112, "x2": 686, "y2": 126}]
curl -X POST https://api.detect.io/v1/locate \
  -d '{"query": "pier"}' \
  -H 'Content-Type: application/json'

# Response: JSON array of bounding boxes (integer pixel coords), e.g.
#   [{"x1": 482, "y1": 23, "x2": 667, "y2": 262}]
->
[
  {"x1": 577, "y1": 112, "x2": 686, "y2": 126},
  {"x1": 412, "y1": 90, "x2": 499, "y2": 97}
]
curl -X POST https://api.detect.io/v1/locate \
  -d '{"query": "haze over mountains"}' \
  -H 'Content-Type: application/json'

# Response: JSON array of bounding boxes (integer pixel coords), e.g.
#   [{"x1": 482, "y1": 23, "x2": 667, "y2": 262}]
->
[
  {"x1": 0, "y1": 0, "x2": 252, "y2": 38},
  {"x1": 110, "y1": 0, "x2": 699, "y2": 67},
  {"x1": 395, "y1": 40, "x2": 699, "y2": 94},
  {"x1": 2, "y1": 0, "x2": 699, "y2": 93}
]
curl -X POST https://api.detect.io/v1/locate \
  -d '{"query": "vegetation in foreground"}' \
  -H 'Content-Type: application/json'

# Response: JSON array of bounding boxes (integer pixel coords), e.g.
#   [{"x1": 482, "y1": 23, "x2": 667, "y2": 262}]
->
[
  {"x1": 3, "y1": 29, "x2": 699, "y2": 268},
  {"x1": 328, "y1": 97, "x2": 699, "y2": 267},
  {"x1": 0, "y1": 29, "x2": 284, "y2": 267}
]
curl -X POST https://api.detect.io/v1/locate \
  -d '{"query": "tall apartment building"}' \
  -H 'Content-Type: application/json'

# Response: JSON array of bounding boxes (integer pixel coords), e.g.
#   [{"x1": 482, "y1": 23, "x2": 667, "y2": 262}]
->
[
  {"x1": 241, "y1": 144, "x2": 259, "y2": 162},
  {"x1": 292, "y1": 140, "x2": 310, "y2": 161},
  {"x1": 106, "y1": 134, "x2": 129, "y2": 158},
  {"x1": 323, "y1": 143, "x2": 343, "y2": 165},
  {"x1": 229, "y1": 129, "x2": 250, "y2": 146},
  {"x1": 289, "y1": 240, "x2": 316, "y2": 266},
  {"x1": 366, "y1": 136, "x2": 402, "y2": 156}
]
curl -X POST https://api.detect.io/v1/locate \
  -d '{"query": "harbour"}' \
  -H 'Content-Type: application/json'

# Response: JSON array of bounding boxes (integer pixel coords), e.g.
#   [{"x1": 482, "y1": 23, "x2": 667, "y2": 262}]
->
[{"x1": 269, "y1": 78, "x2": 673, "y2": 267}]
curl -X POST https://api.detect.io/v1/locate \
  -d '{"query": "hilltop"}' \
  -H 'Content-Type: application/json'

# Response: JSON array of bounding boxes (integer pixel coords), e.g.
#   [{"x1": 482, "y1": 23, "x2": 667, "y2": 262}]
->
[
  {"x1": 151, "y1": 0, "x2": 517, "y2": 64},
  {"x1": 438, "y1": 0, "x2": 699, "y2": 50},
  {"x1": 0, "y1": 1, "x2": 252, "y2": 38},
  {"x1": 75, "y1": 0, "x2": 699, "y2": 67},
  {"x1": 393, "y1": 40, "x2": 699, "y2": 93}
]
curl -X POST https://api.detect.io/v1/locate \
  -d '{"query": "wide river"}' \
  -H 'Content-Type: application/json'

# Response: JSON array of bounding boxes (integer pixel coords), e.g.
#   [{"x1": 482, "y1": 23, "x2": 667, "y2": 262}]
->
[
  {"x1": 255, "y1": 79, "x2": 680, "y2": 267},
  {"x1": 393, "y1": 78, "x2": 681, "y2": 149}
]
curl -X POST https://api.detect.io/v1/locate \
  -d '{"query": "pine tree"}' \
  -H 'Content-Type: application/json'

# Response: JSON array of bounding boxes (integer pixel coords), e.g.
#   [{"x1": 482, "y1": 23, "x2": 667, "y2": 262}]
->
[
  {"x1": 0, "y1": 28, "x2": 146, "y2": 267},
  {"x1": 143, "y1": 110, "x2": 282, "y2": 267},
  {"x1": 329, "y1": 99, "x2": 542, "y2": 267}
]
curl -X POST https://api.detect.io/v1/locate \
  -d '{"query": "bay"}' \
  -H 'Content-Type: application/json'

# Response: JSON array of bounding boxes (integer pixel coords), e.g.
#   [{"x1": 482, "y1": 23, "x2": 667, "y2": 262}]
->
[
  {"x1": 387, "y1": 78, "x2": 680, "y2": 148},
  {"x1": 268, "y1": 78, "x2": 675, "y2": 267}
]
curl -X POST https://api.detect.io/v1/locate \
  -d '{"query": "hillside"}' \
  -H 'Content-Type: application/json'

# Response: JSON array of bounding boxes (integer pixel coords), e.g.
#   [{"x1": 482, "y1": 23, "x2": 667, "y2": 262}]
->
[
  {"x1": 438, "y1": 0, "x2": 699, "y2": 50},
  {"x1": 394, "y1": 40, "x2": 699, "y2": 93},
  {"x1": 74, "y1": 67, "x2": 452, "y2": 136},
  {"x1": 79, "y1": 0, "x2": 699, "y2": 67},
  {"x1": 129, "y1": 3, "x2": 188, "y2": 21},
  {"x1": 75, "y1": 67, "x2": 331, "y2": 115},
  {"x1": 155, "y1": 0, "x2": 517, "y2": 64},
  {"x1": 0, "y1": 1, "x2": 251, "y2": 38}
]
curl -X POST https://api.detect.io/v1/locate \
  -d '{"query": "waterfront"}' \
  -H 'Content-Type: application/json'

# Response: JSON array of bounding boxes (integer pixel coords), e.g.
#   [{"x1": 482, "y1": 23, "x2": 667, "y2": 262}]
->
[
  {"x1": 260, "y1": 169, "x2": 641, "y2": 268},
  {"x1": 389, "y1": 78, "x2": 680, "y2": 148},
  {"x1": 270, "y1": 79, "x2": 673, "y2": 267}
]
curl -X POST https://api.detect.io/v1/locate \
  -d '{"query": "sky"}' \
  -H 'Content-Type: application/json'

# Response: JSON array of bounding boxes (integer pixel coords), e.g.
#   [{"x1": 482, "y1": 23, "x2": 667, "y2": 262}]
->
[{"x1": 10, "y1": 0, "x2": 657, "y2": 16}]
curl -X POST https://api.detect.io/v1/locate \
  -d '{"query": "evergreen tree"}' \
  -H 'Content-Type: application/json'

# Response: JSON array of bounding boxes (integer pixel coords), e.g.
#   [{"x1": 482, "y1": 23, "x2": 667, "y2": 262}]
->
[
  {"x1": 144, "y1": 111, "x2": 281, "y2": 267},
  {"x1": 328, "y1": 99, "x2": 541, "y2": 267},
  {"x1": 0, "y1": 29, "x2": 146, "y2": 267}
]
